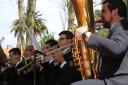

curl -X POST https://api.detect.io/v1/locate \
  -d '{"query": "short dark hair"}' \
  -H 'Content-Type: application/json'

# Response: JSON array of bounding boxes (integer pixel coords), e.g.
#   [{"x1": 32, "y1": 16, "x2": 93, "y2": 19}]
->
[
  {"x1": 59, "y1": 30, "x2": 74, "y2": 39},
  {"x1": 103, "y1": 0, "x2": 127, "y2": 18},
  {"x1": 9, "y1": 48, "x2": 21, "y2": 56},
  {"x1": 25, "y1": 45, "x2": 34, "y2": 52},
  {"x1": 45, "y1": 39, "x2": 58, "y2": 46}
]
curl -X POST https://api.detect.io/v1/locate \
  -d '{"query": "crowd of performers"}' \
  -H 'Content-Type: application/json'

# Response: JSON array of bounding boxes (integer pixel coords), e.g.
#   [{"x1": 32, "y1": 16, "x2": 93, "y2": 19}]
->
[
  {"x1": 0, "y1": 30, "x2": 82, "y2": 85},
  {"x1": 1, "y1": 0, "x2": 128, "y2": 85}
]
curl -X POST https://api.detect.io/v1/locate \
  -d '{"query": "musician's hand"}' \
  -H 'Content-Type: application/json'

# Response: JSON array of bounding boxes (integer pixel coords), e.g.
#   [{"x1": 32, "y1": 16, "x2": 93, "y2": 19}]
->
[
  {"x1": 45, "y1": 56, "x2": 54, "y2": 62},
  {"x1": 77, "y1": 26, "x2": 88, "y2": 34},
  {"x1": 52, "y1": 53, "x2": 64, "y2": 63},
  {"x1": 35, "y1": 60, "x2": 42, "y2": 69},
  {"x1": 75, "y1": 26, "x2": 91, "y2": 41},
  {"x1": 75, "y1": 26, "x2": 88, "y2": 40}
]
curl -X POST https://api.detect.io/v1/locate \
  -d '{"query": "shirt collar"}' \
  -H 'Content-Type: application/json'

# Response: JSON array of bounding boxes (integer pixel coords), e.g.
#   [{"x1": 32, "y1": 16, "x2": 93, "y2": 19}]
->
[
  {"x1": 15, "y1": 61, "x2": 21, "y2": 67},
  {"x1": 110, "y1": 18, "x2": 124, "y2": 29},
  {"x1": 63, "y1": 47, "x2": 71, "y2": 54},
  {"x1": 60, "y1": 61, "x2": 67, "y2": 68}
]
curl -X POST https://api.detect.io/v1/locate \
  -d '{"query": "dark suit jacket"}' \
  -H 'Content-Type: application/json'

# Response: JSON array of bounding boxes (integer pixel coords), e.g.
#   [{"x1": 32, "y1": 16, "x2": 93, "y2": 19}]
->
[
  {"x1": 0, "y1": 67, "x2": 18, "y2": 85},
  {"x1": 56, "y1": 63, "x2": 82, "y2": 85},
  {"x1": 40, "y1": 61, "x2": 60, "y2": 85},
  {"x1": 63, "y1": 49, "x2": 74, "y2": 67},
  {"x1": 16, "y1": 60, "x2": 41, "y2": 85}
]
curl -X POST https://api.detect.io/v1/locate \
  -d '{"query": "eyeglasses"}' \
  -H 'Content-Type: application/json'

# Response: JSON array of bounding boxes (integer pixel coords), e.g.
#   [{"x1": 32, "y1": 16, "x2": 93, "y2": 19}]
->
[
  {"x1": 59, "y1": 38, "x2": 70, "y2": 41},
  {"x1": 9, "y1": 54, "x2": 20, "y2": 59}
]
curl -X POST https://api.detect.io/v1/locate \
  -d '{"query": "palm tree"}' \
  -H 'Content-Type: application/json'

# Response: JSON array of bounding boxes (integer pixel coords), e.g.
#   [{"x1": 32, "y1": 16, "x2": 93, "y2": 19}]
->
[
  {"x1": 25, "y1": 12, "x2": 47, "y2": 46},
  {"x1": 67, "y1": 0, "x2": 76, "y2": 30},
  {"x1": 11, "y1": 11, "x2": 47, "y2": 48},
  {"x1": 40, "y1": 29, "x2": 54, "y2": 48},
  {"x1": 11, "y1": 0, "x2": 47, "y2": 51},
  {"x1": 11, "y1": 0, "x2": 26, "y2": 51},
  {"x1": 25, "y1": 0, "x2": 36, "y2": 46},
  {"x1": 11, "y1": 19, "x2": 26, "y2": 50}
]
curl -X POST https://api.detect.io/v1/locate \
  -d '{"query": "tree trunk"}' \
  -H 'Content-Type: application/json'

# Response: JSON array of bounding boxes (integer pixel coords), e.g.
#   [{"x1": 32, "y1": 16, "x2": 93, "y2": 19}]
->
[
  {"x1": 67, "y1": 0, "x2": 75, "y2": 30},
  {"x1": 26, "y1": 0, "x2": 36, "y2": 46},
  {"x1": 17, "y1": 0, "x2": 25, "y2": 51}
]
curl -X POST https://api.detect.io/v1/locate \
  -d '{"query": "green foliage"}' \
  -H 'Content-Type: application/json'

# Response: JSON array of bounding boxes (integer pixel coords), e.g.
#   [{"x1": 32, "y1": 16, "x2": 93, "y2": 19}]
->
[
  {"x1": 11, "y1": 11, "x2": 47, "y2": 50},
  {"x1": 94, "y1": 9, "x2": 101, "y2": 20},
  {"x1": 40, "y1": 33, "x2": 55, "y2": 48},
  {"x1": 95, "y1": 27, "x2": 109, "y2": 37},
  {"x1": 97, "y1": 29, "x2": 109, "y2": 37}
]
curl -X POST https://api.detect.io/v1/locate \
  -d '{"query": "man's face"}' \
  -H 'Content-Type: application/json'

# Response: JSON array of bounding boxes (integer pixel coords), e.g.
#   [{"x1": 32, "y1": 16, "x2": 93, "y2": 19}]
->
[
  {"x1": 53, "y1": 53, "x2": 64, "y2": 63},
  {"x1": 23, "y1": 47, "x2": 34, "y2": 58},
  {"x1": 42, "y1": 43, "x2": 51, "y2": 51},
  {"x1": 9, "y1": 52, "x2": 20, "y2": 65},
  {"x1": 23, "y1": 50, "x2": 33, "y2": 58},
  {"x1": 58, "y1": 34, "x2": 71, "y2": 47},
  {"x1": 101, "y1": 2, "x2": 112, "y2": 28}
]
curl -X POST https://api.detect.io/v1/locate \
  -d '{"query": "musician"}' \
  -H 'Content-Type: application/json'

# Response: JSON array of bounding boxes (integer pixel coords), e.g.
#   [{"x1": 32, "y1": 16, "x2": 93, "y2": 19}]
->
[
  {"x1": 58, "y1": 30, "x2": 74, "y2": 67},
  {"x1": 71, "y1": 0, "x2": 128, "y2": 85},
  {"x1": 37, "y1": 39, "x2": 59, "y2": 85},
  {"x1": 52, "y1": 50, "x2": 82, "y2": 85},
  {"x1": 38, "y1": 38, "x2": 82, "y2": 85},
  {"x1": 1, "y1": 48, "x2": 22, "y2": 85},
  {"x1": 23, "y1": 45, "x2": 35, "y2": 62},
  {"x1": 17, "y1": 45, "x2": 38, "y2": 85},
  {"x1": 41, "y1": 39, "x2": 59, "y2": 62}
]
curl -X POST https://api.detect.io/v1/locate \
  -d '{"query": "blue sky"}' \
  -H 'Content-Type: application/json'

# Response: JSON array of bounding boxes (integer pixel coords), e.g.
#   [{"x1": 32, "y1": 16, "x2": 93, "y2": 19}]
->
[{"x1": 0, "y1": 0, "x2": 64, "y2": 48}]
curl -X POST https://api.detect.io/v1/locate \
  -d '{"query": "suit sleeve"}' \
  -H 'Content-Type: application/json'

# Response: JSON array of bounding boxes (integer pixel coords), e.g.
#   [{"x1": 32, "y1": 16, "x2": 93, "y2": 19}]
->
[{"x1": 88, "y1": 31, "x2": 128, "y2": 58}]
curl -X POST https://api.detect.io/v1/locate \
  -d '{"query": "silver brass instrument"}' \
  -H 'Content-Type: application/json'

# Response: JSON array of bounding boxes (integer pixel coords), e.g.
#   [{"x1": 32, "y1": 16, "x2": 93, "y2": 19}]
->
[
  {"x1": 44, "y1": 43, "x2": 73, "y2": 55},
  {"x1": 17, "y1": 59, "x2": 34, "y2": 75},
  {"x1": 16, "y1": 43, "x2": 73, "y2": 75}
]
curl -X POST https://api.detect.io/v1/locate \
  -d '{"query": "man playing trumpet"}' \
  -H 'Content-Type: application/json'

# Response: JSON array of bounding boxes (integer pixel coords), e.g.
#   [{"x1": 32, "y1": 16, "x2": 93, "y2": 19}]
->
[{"x1": 1, "y1": 48, "x2": 22, "y2": 85}]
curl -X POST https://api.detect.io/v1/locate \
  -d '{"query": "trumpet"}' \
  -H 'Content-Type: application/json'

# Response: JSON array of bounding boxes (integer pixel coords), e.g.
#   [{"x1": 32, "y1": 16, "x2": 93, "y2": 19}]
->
[
  {"x1": 16, "y1": 54, "x2": 44, "y2": 75},
  {"x1": 16, "y1": 43, "x2": 73, "y2": 75},
  {"x1": 44, "y1": 43, "x2": 73, "y2": 55},
  {"x1": 17, "y1": 59, "x2": 34, "y2": 75}
]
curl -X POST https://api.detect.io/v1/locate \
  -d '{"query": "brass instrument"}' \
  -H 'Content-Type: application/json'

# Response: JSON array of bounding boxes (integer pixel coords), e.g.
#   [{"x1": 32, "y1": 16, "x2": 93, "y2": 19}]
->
[
  {"x1": 6, "y1": 55, "x2": 36, "y2": 75},
  {"x1": 44, "y1": 43, "x2": 73, "y2": 55},
  {"x1": 16, "y1": 55, "x2": 42, "y2": 75},
  {"x1": 17, "y1": 59, "x2": 34, "y2": 75},
  {"x1": 71, "y1": 0, "x2": 97, "y2": 79},
  {"x1": 16, "y1": 43, "x2": 73, "y2": 75}
]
